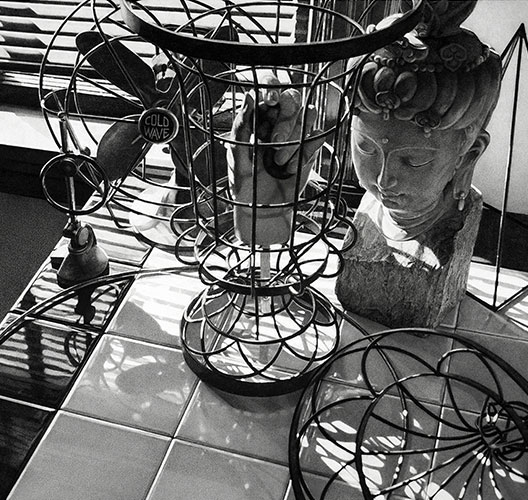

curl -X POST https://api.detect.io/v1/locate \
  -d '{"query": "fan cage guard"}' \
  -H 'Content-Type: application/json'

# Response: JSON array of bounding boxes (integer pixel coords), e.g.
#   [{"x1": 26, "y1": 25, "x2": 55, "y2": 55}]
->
[
  {"x1": 38, "y1": 0, "x2": 424, "y2": 395},
  {"x1": 289, "y1": 328, "x2": 528, "y2": 499}
]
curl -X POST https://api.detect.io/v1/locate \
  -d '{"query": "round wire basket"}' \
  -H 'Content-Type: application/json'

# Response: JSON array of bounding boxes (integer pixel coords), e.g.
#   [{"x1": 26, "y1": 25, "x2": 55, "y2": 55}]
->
[
  {"x1": 289, "y1": 328, "x2": 528, "y2": 499},
  {"x1": 117, "y1": 0, "x2": 424, "y2": 395}
]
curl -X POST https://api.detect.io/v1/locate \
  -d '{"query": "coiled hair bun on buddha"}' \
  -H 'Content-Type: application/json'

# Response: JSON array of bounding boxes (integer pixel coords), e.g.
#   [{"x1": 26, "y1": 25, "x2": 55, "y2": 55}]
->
[{"x1": 354, "y1": 0, "x2": 501, "y2": 139}]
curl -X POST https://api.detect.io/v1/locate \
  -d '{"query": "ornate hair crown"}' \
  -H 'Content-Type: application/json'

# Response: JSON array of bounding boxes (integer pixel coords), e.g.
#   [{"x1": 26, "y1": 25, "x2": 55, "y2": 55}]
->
[{"x1": 355, "y1": 0, "x2": 500, "y2": 136}]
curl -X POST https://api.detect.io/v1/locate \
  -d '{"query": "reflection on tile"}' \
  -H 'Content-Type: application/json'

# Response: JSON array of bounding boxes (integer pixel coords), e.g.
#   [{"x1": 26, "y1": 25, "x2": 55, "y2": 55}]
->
[
  {"x1": 457, "y1": 295, "x2": 527, "y2": 337},
  {"x1": 108, "y1": 270, "x2": 204, "y2": 347},
  {"x1": 430, "y1": 406, "x2": 528, "y2": 500},
  {"x1": 64, "y1": 335, "x2": 197, "y2": 435},
  {"x1": 446, "y1": 331, "x2": 528, "y2": 412},
  {"x1": 80, "y1": 196, "x2": 152, "y2": 265},
  {"x1": 148, "y1": 440, "x2": 289, "y2": 500},
  {"x1": 292, "y1": 381, "x2": 438, "y2": 499},
  {"x1": 0, "y1": 318, "x2": 98, "y2": 407},
  {"x1": 177, "y1": 383, "x2": 299, "y2": 464},
  {"x1": 16, "y1": 261, "x2": 135, "y2": 329},
  {"x1": 9, "y1": 412, "x2": 169, "y2": 500},
  {"x1": 0, "y1": 398, "x2": 52, "y2": 500}
]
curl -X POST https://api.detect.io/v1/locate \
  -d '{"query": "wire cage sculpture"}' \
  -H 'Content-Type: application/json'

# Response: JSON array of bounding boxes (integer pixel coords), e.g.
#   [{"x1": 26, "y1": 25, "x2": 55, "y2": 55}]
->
[
  {"x1": 117, "y1": 0, "x2": 424, "y2": 396},
  {"x1": 289, "y1": 327, "x2": 528, "y2": 499},
  {"x1": 37, "y1": 0, "x2": 424, "y2": 395}
]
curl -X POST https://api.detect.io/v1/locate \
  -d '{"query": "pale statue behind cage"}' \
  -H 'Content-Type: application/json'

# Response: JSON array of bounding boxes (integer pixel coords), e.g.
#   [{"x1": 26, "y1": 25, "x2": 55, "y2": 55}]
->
[{"x1": 336, "y1": 0, "x2": 501, "y2": 328}]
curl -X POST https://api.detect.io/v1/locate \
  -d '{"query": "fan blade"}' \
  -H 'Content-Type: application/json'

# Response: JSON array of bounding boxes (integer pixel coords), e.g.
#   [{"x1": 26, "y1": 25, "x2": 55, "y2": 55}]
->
[
  {"x1": 170, "y1": 127, "x2": 227, "y2": 188},
  {"x1": 167, "y1": 26, "x2": 237, "y2": 184},
  {"x1": 96, "y1": 118, "x2": 148, "y2": 181},
  {"x1": 76, "y1": 31, "x2": 159, "y2": 106},
  {"x1": 185, "y1": 26, "x2": 239, "y2": 110}
]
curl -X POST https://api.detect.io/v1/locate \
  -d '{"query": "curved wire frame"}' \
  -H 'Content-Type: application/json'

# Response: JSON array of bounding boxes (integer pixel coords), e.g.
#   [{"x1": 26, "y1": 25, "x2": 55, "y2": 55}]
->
[
  {"x1": 289, "y1": 328, "x2": 528, "y2": 500},
  {"x1": 121, "y1": 0, "x2": 424, "y2": 65},
  {"x1": 180, "y1": 283, "x2": 340, "y2": 396},
  {"x1": 116, "y1": 0, "x2": 424, "y2": 395}
]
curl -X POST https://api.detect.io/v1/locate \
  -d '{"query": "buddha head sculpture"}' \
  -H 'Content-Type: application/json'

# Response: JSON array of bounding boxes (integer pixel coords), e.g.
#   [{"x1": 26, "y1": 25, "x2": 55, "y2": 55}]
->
[{"x1": 352, "y1": 0, "x2": 501, "y2": 241}]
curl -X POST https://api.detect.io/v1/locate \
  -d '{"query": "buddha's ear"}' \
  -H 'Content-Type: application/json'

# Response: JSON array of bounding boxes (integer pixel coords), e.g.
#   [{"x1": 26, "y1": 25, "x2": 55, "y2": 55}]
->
[{"x1": 452, "y1": 129, "x2": 490, "y2": 196}]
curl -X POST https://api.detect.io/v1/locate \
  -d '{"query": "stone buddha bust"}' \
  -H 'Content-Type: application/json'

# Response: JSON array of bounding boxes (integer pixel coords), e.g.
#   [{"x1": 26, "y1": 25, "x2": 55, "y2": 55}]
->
[{"x1": 336, "y1": 0, "x2": 502, "y2": 328}]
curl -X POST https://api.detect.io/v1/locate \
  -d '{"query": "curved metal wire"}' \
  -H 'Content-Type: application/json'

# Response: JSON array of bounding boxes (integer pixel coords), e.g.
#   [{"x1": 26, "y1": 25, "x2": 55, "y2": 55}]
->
[
  {"x1": 121, "y1": 0, "x2": 424, "y2": 65},
  {"x1": 289, "y1": 328, "x2": 528, "y2": 500},
  {"x1": 180, "y1": 284, "x2": 340, "y2": 396},
  {"x1": 115, "y1": 0, "x2": 424, "y2": 395}
]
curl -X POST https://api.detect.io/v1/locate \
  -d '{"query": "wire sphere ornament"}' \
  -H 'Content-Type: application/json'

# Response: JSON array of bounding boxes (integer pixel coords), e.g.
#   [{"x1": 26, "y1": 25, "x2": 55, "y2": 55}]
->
[
  {"x1": 289, "y1": 328, "x2": 528, "y2": 499},
  {"x1": 116, "y1": 0, "x2": 425, "y2": 396}
]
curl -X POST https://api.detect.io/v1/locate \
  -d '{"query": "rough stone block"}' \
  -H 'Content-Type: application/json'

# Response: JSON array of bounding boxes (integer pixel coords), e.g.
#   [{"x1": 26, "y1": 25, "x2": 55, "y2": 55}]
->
[{"x1": 335, "y1": 189, "x2": 483, "y2": 328}]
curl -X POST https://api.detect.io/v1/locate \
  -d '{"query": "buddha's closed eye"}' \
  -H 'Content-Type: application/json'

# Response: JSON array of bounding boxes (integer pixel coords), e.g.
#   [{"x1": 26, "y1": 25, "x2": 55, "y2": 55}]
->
[{"x1": 405, "y1": 157, "x2": 434, "y2": 168}]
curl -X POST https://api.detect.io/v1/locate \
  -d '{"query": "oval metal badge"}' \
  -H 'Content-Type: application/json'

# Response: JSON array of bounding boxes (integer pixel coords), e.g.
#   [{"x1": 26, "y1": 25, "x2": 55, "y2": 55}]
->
[{"x1": 138, "y1": 107, "x2": 179, "y2": 144}]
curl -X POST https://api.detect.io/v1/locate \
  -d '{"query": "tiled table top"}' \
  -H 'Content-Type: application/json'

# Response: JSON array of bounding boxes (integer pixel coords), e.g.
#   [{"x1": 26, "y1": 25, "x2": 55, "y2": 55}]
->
[{"x1": 1, "y1": 204, "x2": 528, "y2": 500}]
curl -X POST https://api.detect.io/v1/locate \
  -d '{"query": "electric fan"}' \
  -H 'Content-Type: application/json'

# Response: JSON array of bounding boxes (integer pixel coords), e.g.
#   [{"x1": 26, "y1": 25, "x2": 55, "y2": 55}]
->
[{"x1": 39, "y1": 0, "x2": 237, "y2": 256}]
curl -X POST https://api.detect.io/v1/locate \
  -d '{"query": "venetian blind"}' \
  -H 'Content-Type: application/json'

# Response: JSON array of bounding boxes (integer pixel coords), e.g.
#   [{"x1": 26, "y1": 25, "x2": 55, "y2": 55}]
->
[{"x1": 0, "y1": 0, "x2": 300, "y2": 107}]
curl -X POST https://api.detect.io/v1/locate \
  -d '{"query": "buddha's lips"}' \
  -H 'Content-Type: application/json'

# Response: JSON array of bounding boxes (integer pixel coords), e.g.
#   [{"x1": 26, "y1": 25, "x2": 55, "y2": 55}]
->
[{"x1": 376, "y1": 188, "x2": 404, "y2": 205}]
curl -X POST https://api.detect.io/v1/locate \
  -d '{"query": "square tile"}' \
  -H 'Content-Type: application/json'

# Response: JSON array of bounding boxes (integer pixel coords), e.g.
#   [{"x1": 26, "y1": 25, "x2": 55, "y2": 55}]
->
[
  {"x1": 9, "y1": 412, "x2": 170, "y2": 500},
  {"x1": 108, "y1": 269, "x2": 204, "y2": 347},
  {"x1": 338, "y1": 315, "x2": 373, "y2": 347},
  {"x1": 437, "y1": 301, "x2": 460, "y2": 330},
  {"x1": 16, "y1": 261, "x2": 135, "y2": 329},
  {"x1": 176, "y1": 382, "x2": 299, "y2": 464},
  {"x1": 64, "y1": 335, "x2": 197, "y2": 435},
  {"x1": 500, "y1": 290, "x2": 528, "y2": 330},
  {"x1": 339, "y1": 310, "x2": 388, "y2": 336},
  {"x1": 147, "y1": 440, "x2": 289, "y2": 500},
  {"x1": 141, "y1": 246, "x2": 189, "y2": 269},
  {"x1": 0, "y1": 313, "x2": 18, "y2": 341},
  {"x1": 467, "y1": 261, "x2": 528, "y2": 313},
  {"x1": 0, "y1": 318, "x2": 98, "y2": 407},
  {"x1": 0, "y1": 398, "x2": 53, "y2": 500},
  {"x1": 291, "y1": 380, "x2": 440, "y2": 499}
]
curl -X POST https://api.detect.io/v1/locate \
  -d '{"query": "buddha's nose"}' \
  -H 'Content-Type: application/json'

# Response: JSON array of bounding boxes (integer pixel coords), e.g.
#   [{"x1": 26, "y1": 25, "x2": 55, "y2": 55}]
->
[{"x1": 376, "y1": 158, "x2": 398, "y2": 191}]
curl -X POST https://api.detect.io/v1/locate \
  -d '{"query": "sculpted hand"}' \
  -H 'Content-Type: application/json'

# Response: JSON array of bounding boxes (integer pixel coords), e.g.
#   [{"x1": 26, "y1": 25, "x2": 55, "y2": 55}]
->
[{"x1": 226, "y1": 76, "x2": 324, "y2": 245}]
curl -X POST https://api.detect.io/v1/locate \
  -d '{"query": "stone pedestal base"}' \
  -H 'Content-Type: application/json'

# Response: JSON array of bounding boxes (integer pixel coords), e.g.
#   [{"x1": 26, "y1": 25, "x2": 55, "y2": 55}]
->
[{"x1": 335, "y1": 189, "x2": 483, "y2": 328}]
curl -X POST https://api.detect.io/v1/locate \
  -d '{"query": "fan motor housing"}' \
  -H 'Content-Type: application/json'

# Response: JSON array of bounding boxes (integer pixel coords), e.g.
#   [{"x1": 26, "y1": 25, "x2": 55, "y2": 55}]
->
[{"x1": 138, "y1": 107, "x2": 179, "y2": 144}]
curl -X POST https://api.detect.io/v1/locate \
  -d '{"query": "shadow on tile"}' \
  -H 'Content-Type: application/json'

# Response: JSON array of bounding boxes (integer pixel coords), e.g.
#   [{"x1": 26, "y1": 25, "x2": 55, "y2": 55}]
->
[
  {"x1": 64, "y1": 335, "x2": 198, "y2": 435},
  {"x1": 177, "y1": 382, "x2": 300, "y2": 464}
]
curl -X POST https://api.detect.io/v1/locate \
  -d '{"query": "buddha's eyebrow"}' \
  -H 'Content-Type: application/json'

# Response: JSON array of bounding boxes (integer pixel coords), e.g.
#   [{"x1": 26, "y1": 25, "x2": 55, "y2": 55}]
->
[{"x1": 389, "y1": 146, "x2": 440, "y2": 154}]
